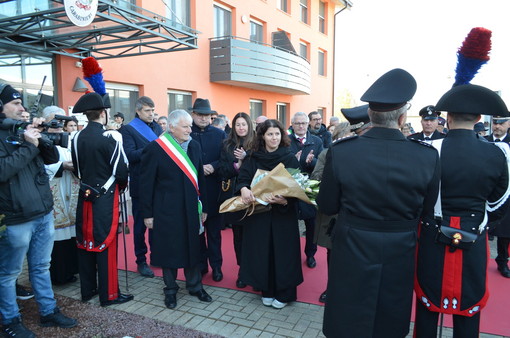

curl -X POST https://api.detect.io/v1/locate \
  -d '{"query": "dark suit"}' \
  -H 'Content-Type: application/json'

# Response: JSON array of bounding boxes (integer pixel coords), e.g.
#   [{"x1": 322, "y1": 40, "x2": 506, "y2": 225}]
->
[
  {"x1": 191, "y1": 123, "x2": 226, "y2": 271},
  {"x1": 407, "y1": 130, "x2": 446, "y2": 141},
  {"x1": 72, "y1": 122, "x2": 129, "y2": 303},
  {"x1": 119, "y1": 117, "x2": 162, "y2": 265},
  {"x1": 289, "y1": 131, "x2": 324, "y2": 259},
  {"x1": 415, "y1": 129, "x2": 509, "y2": 338},
  {"x1": 318, "y1": 127, "x2": 440, "y2": 338},
  {"x1": 485, "y1": 133, "x2": 510, "y2": 271}
]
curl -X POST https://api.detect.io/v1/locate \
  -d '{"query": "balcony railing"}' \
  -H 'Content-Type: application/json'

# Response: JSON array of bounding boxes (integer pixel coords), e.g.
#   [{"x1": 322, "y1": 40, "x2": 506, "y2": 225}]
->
[{"x1": 210, "y1": 36, "x2": 311, "y2": 95}]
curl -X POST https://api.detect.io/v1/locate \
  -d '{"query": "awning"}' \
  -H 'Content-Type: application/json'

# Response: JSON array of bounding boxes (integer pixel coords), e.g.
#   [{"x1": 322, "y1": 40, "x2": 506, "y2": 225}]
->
[{"x1": 0, "y1": 0, "x2": 199, "y2": 60}]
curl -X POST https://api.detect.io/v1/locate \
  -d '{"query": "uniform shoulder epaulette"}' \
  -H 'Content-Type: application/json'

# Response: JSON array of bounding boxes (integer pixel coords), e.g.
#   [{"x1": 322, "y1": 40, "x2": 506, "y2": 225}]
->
[
  {"x1": 408, "y1": 138, "x2": 433, "y2": 148},
  {"x1": 331, "y1": 134, "x2": 358, "y2": 146}
]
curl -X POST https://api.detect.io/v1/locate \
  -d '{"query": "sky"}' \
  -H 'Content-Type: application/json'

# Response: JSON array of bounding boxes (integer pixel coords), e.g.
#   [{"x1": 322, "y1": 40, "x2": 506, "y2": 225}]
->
[{"x1": 334, "y1": 0, "x2": 510, "y2": 124}]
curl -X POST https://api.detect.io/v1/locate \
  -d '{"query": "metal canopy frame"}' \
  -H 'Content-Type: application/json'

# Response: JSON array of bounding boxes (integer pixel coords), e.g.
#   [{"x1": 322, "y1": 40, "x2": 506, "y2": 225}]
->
[{"x1": 0, "y1": 0, "x2": 199, "y2": 60}]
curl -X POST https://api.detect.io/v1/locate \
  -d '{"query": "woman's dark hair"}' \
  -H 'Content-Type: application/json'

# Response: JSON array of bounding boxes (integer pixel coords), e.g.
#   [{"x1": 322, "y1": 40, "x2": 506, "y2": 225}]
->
[
  {"x1": 252, "y1": 119, "x2": 290, "y2": 151},
  {"x1": 63, "y1": 117, "x2": 78, "y2": 128},
  {"x1": 225, "y1": 112, "x2": 254, "y2": 150}
]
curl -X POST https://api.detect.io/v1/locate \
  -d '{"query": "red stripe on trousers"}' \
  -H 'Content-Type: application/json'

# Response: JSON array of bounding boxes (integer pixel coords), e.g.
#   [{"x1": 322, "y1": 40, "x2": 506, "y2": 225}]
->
[
  {"x1": 440, "y1": 216, "x2": 463, "y2": 313},
  {"x1": 107, "y1": 239, "x2": 119, "y2": 300},
  {"x1": 83, "y1": 201, "x2": 94, "y2": 245}
]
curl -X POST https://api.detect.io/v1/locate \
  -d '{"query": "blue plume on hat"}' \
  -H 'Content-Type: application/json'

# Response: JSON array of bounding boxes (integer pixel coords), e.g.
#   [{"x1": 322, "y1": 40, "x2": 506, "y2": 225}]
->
[
  {"x1": 453, "y1": 27, "x2": 491, "y2": 87},
  {"x1": 81, "y1": 57, "x2": 106, "y2": 95}
]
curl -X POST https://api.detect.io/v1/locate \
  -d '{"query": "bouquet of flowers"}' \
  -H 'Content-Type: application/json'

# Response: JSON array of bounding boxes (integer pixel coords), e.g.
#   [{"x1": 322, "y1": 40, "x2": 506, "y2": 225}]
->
[
  {"x1": 286, "y1": 168, "x2": 320, "y2": 206},
  {"x1": 219, "y1": 163, "x2": 315, "y2": 216}
]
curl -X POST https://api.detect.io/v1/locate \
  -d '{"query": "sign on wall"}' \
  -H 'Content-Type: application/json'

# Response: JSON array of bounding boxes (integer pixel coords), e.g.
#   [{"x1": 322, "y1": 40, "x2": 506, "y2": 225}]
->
[{"x1": 64, "y1": 0, "x2": 98, "y2": 27}]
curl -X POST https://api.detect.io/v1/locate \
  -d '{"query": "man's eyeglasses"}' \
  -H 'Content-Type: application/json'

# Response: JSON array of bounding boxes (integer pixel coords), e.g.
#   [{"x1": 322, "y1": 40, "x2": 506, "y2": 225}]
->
[
  {"x1": 311, "y1": 118, "x2": 322, "y2": 121},
  {"x1": 293, "y1": 122, "x2": 308, "y2": 126}
]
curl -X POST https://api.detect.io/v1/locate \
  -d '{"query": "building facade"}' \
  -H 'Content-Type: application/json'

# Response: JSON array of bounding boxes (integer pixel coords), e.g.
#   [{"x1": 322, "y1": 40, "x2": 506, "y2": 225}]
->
[{"x1": 0, "y1": 0, "x2": 347, "y2": 126}]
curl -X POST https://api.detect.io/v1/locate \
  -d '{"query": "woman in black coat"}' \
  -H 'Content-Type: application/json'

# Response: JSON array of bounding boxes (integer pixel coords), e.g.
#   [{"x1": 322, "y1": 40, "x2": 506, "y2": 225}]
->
[
  {"x1": 237, "y1": 119, "x2": 303, "y2": 309},
  {"x1": 217, "y1": 112, "x2": 255, "y2": 289}
]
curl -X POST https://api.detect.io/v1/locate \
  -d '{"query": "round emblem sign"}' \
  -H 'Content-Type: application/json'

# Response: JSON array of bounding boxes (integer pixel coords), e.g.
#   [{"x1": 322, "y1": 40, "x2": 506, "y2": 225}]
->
[{"x1": 64, "y1": 0, "x2": 98, "y2": 27}]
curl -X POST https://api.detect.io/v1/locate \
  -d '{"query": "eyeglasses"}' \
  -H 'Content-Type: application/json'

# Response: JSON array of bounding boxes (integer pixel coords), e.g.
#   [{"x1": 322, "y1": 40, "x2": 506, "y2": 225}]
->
[
  {"x1": 405, "y1": 102, "x2": 412, "y2": 111},
  {"x1": 311, "y1": 118, "x2": 322, "y2": 121},
  {"x1": 293, "y1": 122, "x2": 308, "y2": 126}
]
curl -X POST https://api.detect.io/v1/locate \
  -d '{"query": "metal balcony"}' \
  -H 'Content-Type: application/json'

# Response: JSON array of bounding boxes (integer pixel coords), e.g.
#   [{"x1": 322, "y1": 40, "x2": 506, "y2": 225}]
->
[{"x1": 210, "y1": 37, "x2": 311, "y2": 95}]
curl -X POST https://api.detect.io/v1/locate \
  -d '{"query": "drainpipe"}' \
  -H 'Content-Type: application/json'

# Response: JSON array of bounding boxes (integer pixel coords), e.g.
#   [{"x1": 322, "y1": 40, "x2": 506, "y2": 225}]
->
[{"x1": 332, "y1": 1, "x2": 352, "y2": 118}]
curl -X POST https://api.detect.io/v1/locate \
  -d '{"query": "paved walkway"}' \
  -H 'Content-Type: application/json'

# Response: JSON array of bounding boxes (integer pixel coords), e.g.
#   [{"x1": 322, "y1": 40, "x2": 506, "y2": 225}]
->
[{"x1": 16, "y1": 266, "x2": 505, "y2": 338}]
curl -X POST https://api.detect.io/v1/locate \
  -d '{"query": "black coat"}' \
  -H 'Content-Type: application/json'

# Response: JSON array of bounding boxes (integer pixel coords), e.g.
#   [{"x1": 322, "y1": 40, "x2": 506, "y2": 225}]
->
[
  {"x1": 309, "y1": 124, "x2": 332, "y2": 148},
  {"x1": 416, "y1": 129, "x2": 509, "y2": 318},
  {"x1": 486, "y1": 134, "x2": 510, "y2": 237},
  {"x1": 317, "y1": 127, "x2": 440, "y2": 338},
  {"x1": 191, "y1": 123, "x2": 226, "y2": 216},
  {"x1": 71, "y1": 122, "x2": 129, "y2": 251},
  {"x1": 407, "y1": 130, "x2": 446, "y2": 141},
  {"x1": 236, "y1": 147, "x2": 303, "y2": 293},
  {"x1": 119, "y1": 117, "x2": 162, "y2": 198},
  {"x1": 139, "y1": 137, "x2": 208, "y2": 268}
]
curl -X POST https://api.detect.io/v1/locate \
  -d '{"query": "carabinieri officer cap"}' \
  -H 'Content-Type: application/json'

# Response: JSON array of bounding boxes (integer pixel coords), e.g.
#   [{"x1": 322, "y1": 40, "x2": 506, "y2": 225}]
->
[
  {"x1": 360, "y1": 68, "x2": 417, "y2": 112},
  {"x1": 435, "y1": 84, "x2": 509, "y2": 116},
  {"x1": 419, "y1": 105, "x2": 440, "y2": 120},
  {"x1": 341, "y1": 104, "x2": 369, "y2": 130}
]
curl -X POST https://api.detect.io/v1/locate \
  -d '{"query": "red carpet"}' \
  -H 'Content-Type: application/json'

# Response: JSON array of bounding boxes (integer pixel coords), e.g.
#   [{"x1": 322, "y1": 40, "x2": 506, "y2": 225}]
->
[{"x1": 117, "y1": 219, "x2": 510, "y2": 336}]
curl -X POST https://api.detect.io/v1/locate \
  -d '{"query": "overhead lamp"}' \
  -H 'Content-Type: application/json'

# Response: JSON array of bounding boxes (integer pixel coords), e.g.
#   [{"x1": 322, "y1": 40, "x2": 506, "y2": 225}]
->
[{"x1": 72, "y1": 77, "x2": 88, "y2": 92}]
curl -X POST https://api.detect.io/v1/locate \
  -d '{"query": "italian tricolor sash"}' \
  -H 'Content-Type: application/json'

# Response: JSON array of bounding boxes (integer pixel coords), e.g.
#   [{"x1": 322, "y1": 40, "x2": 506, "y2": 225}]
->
[{"x1": 155, "y1": 133, "x2": 203, "y2": 223}]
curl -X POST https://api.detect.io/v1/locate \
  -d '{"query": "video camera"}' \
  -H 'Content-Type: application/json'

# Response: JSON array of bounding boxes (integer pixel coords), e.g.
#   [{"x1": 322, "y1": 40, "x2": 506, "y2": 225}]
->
[{"x1": 0, "y1": 114, "x2": 74, "y2": 148}]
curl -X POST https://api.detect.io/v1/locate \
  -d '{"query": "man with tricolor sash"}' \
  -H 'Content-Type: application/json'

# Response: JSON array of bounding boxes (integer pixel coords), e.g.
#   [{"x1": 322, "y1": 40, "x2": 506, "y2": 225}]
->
[
  {"x1": 140, "y1": 109, "x2": 212, "y2": 309},
  {"x1": 119, "y1": 96, "x2": 162, "y2": 278}
]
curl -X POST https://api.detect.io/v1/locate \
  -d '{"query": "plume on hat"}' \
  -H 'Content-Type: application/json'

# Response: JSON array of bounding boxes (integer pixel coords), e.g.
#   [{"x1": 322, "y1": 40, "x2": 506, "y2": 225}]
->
[
  {"x1": 81, "y1": 56, "x2": 106, "y2": 95},
  {"x1": 453, "y1": 27, "x2": 492, "y2": 87}
]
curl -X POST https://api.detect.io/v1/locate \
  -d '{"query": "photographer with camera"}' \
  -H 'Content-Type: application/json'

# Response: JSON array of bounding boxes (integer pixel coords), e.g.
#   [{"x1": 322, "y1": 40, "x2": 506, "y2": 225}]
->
[{"x1": 0, "y1": 84, "x2": 77, "y2": 337}]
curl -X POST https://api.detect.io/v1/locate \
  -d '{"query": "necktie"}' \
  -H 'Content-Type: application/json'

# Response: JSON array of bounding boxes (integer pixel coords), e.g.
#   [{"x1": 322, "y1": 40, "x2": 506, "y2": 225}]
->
[
  {"x1": 495, "y1": 139, "x2": 501, "y2": 142},
  {"x1": 424, "y1": 137, "x2": 431, "y2": 141},
  {"x1": 298, "y1": 137, "x2": 305, "y2": 144}
]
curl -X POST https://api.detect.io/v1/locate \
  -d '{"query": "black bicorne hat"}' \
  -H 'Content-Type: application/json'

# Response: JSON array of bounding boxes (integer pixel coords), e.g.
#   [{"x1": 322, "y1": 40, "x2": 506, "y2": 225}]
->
[
  {"x1": 360, "y1": 68, "x2": 417, "y2": 112},
  {"x1": 73, "y1": 92, "x2": 109, "y2": 114},
  {"x1": 435, "y1": 84, "x2": 509, "y2": 116}
]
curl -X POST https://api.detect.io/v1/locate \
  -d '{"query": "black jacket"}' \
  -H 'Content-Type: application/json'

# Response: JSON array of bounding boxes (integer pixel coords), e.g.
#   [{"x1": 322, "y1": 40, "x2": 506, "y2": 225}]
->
[
  {"x1": 308, "y1": 123, "x2": 332, "y2": 148},
  {"x1": 0, "y1": 123, "x2": 59, "y2": 225},
  {"x1": 407, "y1": 130, "x2": 446, "y2": 141},
  {"x1": 119, "y1": 116, "x2": 162, "y2": 198},
  {"x1": 288, "y1": 130, "x2": 324, "y2": 175}
]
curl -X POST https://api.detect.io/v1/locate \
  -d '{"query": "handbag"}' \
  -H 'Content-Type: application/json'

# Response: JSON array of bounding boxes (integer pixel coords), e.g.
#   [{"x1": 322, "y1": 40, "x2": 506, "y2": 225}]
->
[
  {"x1": 218, "y1": 178, "x2": 236, "y2": 204},
  {"x1": 436, "y1": 225, "x2": 478, "y2": 250}
]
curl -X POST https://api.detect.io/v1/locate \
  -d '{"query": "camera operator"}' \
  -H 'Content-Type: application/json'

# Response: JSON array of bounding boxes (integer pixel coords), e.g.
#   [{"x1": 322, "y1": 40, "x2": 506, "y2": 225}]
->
[{"x1": 0, "y1": 84, "x2": 77, "y2": 337}]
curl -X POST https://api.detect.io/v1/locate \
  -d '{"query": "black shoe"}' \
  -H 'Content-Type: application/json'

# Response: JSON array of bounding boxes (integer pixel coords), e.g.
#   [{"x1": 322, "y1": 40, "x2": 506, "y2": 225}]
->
[
  {"x1": 164, "y1": 294, "x2": 177, "y2": 309},
  {"x1": 81, "y1": 289, "x2": 98, "y2": 302},
  {"x1": 306, "y1": 256, "x2": 317, "y2": 269},
  {"x1": 40, "y1": 308, "x2": 77, "y2": 328},
  {"x1": 319, "y1": 290, "x2": 327, "y2": 303},
  {"x1": 212, "y1": 267, "x2": 223, "y2": 282},
  {"x1": 100, "y1": 293, "x2": 134, "y2": 307},
  {"x1": 189, "y1": 289, "x2": 212, "y2": 302},
  {"x1": 497, "y1": 265, "x2": 510, "y2": 278},
  {"x1": 137, "y1": 262, "x2": 154, "y2": 277},
  {"x1": 236, "y1": 278, "x2": 247, "y2": 288},
  {"x1": 3, "y1": 317, "x2": 35, "y2": 338},
  {"x1": 16, "y1": 284, "x2": 34, "y2": 300}
]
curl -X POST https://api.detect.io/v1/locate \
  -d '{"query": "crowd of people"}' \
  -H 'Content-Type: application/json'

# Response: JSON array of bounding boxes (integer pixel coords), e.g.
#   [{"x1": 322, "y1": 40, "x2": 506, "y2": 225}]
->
[{"x1": 1, "y1": 68, "x2": 510, "y2": 338}]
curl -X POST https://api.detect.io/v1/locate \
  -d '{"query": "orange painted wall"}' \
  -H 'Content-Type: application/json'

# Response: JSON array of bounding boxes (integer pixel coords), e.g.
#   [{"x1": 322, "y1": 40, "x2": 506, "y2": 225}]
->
[{"x1": 56, "y1": 0, "x2": 340, "y2": 123}]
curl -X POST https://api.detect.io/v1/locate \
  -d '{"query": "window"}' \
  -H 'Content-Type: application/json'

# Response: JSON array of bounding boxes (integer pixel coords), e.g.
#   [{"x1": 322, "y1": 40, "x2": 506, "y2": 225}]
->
[
  {"x1": 106, "y1": 83, "x2": 139, "y2": 122},
  {"x1": 168, "y1": 90, "x2": 193, "y2": 114},
  {"x1": 299, "y1": 41, "x2": 308, "y2": 60},
  {"x1": 165, "y1": 0, "x2": 190, "y2": 28},
  {"x1": 317, "y1": 108, "x2": 325, "y2": 119},
  {"x1": 300, "y1": 0, "x2": 308, "y2": 24},
  {"x1": 118, "y1": 0, "x2": 136, "y2": 11},
  {"x1": 277, "y1": 103, "x2": 288, "y2": 128},
  {"x1": 250, "y1": 99, "x2": 263, "y2": 119},
  {"x1": 277, "y1": 0, "x2": 288, "y2": 13},
  {"x1": 250, "y1": 19, "x2": 264, "y2": 43},
  {"x1": 318, "y1": 49, "x2": 326, "y2": 76},
  {"x1": 214, "y1": 3, "x2": 232, "y2": 37},
  {"x1": 319, "y1": 1, "x2": 326, "y2": 33}
]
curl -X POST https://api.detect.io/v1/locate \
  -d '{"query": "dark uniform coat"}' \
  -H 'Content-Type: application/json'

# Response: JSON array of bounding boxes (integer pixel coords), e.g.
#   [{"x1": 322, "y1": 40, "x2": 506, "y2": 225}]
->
[
  {"x1": 485, "y1": 133, "x2": 510, "y2": 238},
  {"x1": 415, "y1": 129, "x2": 509, "y2": 317},
  {"x1": 72, "y1": 122, "x2": 128, "y2": 251},
  {"x1": 139, "y1": 137, "x2": 208, "y2": 269},
  {"x1": 236, "y1": 147, "x2": 304, "y2": 294},
  {"x1": 407, "y1": 130, "x2": 446, "y2": 141},
  {"x1": 317, "y1": 127, "x2": 441, "y2": 338}
]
